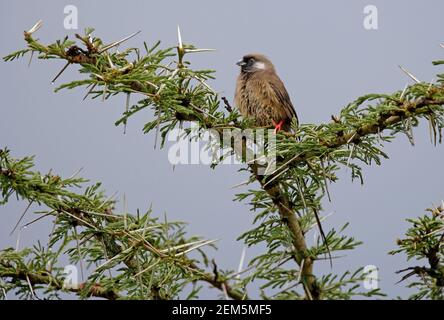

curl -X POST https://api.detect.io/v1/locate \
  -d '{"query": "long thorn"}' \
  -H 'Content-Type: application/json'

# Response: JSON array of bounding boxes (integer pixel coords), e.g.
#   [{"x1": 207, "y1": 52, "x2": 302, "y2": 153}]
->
[
  {"x1": 295, "y1": 179, "x2": 308, "y2": 215},
  {"x1": 174, "y1": 239, "x2": 219, "y2": 256},
  {"x1": 297, "y1": 259, "x2": 305, "y2": 283},
  {"x1": 25, "y1": 275, "x2": 36, "y2": 299},
  {"x1": 15, "y1": 227, "x2": 25, "y2": 251},
  {"x1": 398, "y1": 65, "x2": 420, "y2": 83},
  {"x1": 68, "y1": 166, "x2": 84, "y2": 179},
  {"x1": 299, "y1": 179, "x2": 332, "y2": 267},
  {"x1": 73, "y1": 226, "x2": 85, "y2": 282},
  {"x1": 10, "y1": 200, "x2": 33, "y2": 235},
  {"x1": 221, "y1": 283, "x2": 229, "y2": 300},
  {"x1": 51, "y1": 62, "x2": 71, "y2": 84},
  {"x1": 400, "y1": 83, "x2": 408, "y2": 99},
  {"x1": 26, "y1": 20, "x2": 43, "y2": 34},
  {"x1": 262, "y1": 167, "x2": 289, "y2": 188},
  {"x1": 124, "y1": 93, "x2": 130, "y2": 134},
  {"x1": 177, "y1": 25, "x2": 183, "y2": 50},
  {"x1": 236, "y1": 247, "x2": 247, "y2": 282},
  {"x1": 21, "y1": 212, "x2": 52, "y2": 229},
  {"x1": 134, "y1": 260, "x2": 161, "y2": 278},
  {"x1": 320, "y1": 159, "x2": 332, "y2": 202},
  {"x1": 230, "y1": 179, "x2": 251, "y2": 189},
  {"x1": 154, "y1": 111, "x2": 161, "y2": 150},
  {"x1": 27, "y1": 50, "x2": 34, "y2": 68},
  {"x1": 184, "y1": 48, "x2": 216, "y2": 54},
  {"x1": 312, "y1": 206, "x2": 332, "y2": 268},
  {"x1": 99, "y1": 31, "x2": 141, "y2": 53},
  {"x1": 346, "y1": 144, "x2": 355, "y2": 170},
  {"x1": 141, "y1": 203, "x2": 153, "y2": 239}
]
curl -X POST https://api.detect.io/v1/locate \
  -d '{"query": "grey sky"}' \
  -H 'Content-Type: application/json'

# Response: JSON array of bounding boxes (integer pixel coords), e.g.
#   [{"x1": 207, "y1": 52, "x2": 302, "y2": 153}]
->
[{"x1": 1, "y1": 0, "x2": 444, "y2": 299}]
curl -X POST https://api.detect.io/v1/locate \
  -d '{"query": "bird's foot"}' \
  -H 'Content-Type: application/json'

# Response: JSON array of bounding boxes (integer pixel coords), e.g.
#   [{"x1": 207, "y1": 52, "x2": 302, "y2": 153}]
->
[{"x1": 272, "y1": 120, "x2": 284, "y2": 133}]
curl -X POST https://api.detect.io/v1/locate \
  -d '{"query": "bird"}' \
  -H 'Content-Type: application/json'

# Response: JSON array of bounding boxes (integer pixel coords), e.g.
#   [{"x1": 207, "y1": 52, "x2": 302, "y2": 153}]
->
[
  {"x1": 234, "y1": 53, "x2": 298, "y2": 132},
  {"x1": 234, "y1": 53, "x2": 332, "y2": 264}
]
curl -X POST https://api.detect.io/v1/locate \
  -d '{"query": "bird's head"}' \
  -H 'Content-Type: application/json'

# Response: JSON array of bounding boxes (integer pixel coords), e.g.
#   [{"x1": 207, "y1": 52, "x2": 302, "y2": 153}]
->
[{"x1": 236, "y1": 53, "x2": 274, "y2": 73}]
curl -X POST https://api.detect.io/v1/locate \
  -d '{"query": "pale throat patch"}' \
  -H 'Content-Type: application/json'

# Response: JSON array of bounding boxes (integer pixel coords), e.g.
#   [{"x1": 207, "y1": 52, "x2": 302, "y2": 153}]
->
[{"x1": 254, "y1": 62, "x2": 266, "y2": 70}]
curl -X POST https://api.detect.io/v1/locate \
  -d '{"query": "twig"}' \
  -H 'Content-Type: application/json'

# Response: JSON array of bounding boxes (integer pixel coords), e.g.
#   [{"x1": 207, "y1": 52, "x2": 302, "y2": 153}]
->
[{"x1": 222, "y1": 96, "x2": 233, "y2": 113}]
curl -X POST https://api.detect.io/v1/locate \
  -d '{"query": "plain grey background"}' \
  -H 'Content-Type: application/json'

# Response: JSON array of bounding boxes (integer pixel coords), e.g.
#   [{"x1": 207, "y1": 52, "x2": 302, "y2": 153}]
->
[{"x1": 1, "y1": 0, "x2": 444, "y2": 299}]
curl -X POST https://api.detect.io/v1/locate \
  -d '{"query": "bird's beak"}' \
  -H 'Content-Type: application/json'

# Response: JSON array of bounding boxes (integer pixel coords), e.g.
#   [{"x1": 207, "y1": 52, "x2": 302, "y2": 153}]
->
[{"x1": 236, "y1": 59, "x2": 246, "y2": 67}]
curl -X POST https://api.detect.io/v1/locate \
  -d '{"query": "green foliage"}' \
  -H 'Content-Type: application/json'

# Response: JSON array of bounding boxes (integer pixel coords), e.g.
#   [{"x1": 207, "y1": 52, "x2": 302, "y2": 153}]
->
[
  {"x1": 0, "y1": 148, "x2": 242, "y2": 300},
  {"x1": 390, "y1": 205, "x2": 444, "y2": 299},
  {"x1": 2, "y1": 22, "x2": 444, "y2": 299}
]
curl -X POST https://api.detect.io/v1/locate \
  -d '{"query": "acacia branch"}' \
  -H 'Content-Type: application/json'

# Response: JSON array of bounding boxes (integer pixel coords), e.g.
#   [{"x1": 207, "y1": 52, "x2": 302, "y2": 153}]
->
[
  {"x1": 0, "y1": 156, "x2": 246, "y2": 300},
  {"x1": 4, "y1": 24, "x2": 444, "y2": 300},
  {"x1": 394, "y1": 203, "x2": 444, "y2": 291},
  {"x1": 0, "y1": 263, "x2": 119, "y2": 300}
]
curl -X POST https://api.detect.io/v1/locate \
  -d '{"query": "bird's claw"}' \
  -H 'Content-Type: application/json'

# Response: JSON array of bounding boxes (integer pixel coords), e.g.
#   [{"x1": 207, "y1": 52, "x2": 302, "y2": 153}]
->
[{"x1": 272, "y1": 120, "x2": 284, "y2": 133}]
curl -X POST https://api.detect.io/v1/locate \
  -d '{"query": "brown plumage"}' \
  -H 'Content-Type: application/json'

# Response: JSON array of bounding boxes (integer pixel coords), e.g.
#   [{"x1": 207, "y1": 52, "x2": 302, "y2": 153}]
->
[{"x1": 234, "y1": 53, "x2": 298, "y2": 131}]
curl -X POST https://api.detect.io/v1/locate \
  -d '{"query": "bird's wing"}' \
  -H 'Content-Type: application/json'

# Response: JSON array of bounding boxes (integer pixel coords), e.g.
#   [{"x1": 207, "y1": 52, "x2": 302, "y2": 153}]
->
[{"x1": 269, "y1": 75, "x2": 299, "y2": 126}]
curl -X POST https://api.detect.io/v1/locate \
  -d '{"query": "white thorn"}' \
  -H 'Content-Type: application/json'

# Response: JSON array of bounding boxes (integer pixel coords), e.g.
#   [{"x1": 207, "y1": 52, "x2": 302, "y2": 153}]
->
[
  {"x1": 27, "y1": 20, "x2": 43, "y2": 34},
  {"x1": 184, "y1": 48, "x2": 216, "y2": 53},
  {"x1": 68, "y1": 167, "x2": 84, "y2": 179},
  {"x1": 106, "y1": 54, "x2": 115, "y2": 69},
  {"x1": 346, "y1": 144, "x2": 355, "y2": 169},
  {"x1": 99, "y1": 30, "x2": 141, "y2": 53},
  {"x1": 221, "y1": 283, "x2": 229, "y2": 300},
  {"x1": 177, "y1": 25, "x2": 183, "y2": 49},
  {"x1": 15, "y1": 226, "x2": 27, "y2": 252},
  {"x1": 236, "y1": 247, "x2": 247, "y2": 281},
  {"x1": 174, "y1": 239, "x2": 219, "y2": 256},
  {"x1": 230, "y1": 179, "x2": 250, "y2": 189},
  {"x1": 398, "y1": 65, "x2": 420, "y2": 83},
  {"x1": 25, "y1": 274, "x2": 36, "y2": 299},
  {"x1": 400, "y1": 83, "x2": 408, "y2": 99},
  {"x1": 297, "y1": 259, "x2": 305, "y2": 283},
  {"x1": 428, "y1": 79, "x2": 435, "y2": 91}
]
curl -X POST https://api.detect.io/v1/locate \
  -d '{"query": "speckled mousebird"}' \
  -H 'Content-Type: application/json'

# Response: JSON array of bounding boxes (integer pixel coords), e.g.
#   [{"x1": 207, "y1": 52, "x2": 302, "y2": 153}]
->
[{"x1": 234, "y1": 53, "x2": 298, "y2": 132}]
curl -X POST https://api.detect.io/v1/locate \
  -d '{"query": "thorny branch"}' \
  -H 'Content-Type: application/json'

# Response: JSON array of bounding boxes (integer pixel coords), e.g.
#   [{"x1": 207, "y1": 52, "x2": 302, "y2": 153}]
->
[
  {"x1": 392, "y1": 203, "x2": 444, "y2": 299},
  {"x1": 0, "y1": 150, "x2": 246, "y2": 300},
  {"x1": 3, "y1": 21, "x2": 444, "y2": 299}
]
